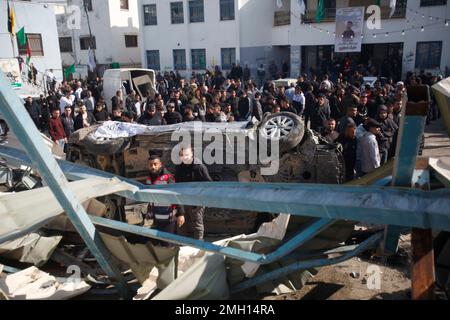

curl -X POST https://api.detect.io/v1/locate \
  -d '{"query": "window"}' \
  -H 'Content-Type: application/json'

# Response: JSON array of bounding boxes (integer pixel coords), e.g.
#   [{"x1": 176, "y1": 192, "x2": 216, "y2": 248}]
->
[
  {"x1": 59, "y1": 37, "x2": 73, "y2": 53},
  {"x1": 83, "y1": 0, "x2": 93, "y2": 11},
  {"x1": 120, "y1": 0, "x2": 129, "y2": 10},
  {"x1": 420, "y1": 0, "x2": 447, "y2": 6},
  {"x1": 18, "y1": 34, "x2": 44, "y2": 56},
  {"x1": 415, "y1": 41, "x2": 442, "y2": 69},
  {"x1": 221, "y1": 48, "x2": 236, "y2": 70},
  {"x1": 171, "y1": 2, "x2": 184, "y2": 24},
  {"x1": 125, "y1": 35, "x2": 138, "y2": 48},
  {"x1": 191, "y1": 49, "x2": 206, "y2": 70},
  {"x1": 80, "y1": 36, "x2": 96, "y2": 50},
  {"x1": 220, "y1": 0, "x2": 235, "y2": 21},
  {"x1": 173, "y1": 49, "x2": 186, "y2": 70},
  {"x1": 143, "y1": 4, "x2": 157, "y2": 25},
  {"x1": 189, "y1": 0, "x2": 204, "y2": 23},
  {"x1": 146, "y1": 50, "x2": 160, "y2": 70}
]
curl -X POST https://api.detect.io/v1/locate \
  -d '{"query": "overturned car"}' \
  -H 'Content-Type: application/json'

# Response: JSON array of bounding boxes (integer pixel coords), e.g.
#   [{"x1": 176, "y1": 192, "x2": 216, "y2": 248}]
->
[{"x1": 68, "y1": 112, "x2": 346, "y2": 234}]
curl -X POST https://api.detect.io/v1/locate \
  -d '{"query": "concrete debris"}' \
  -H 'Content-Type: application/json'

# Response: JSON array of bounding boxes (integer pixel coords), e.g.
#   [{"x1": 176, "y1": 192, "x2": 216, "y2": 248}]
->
[
  {"x1": 0, "y1": 233, "x2": 61, "y2": 267},
  {"x1": 0, "y1": 266, "x2": 90, "y2": 300}
]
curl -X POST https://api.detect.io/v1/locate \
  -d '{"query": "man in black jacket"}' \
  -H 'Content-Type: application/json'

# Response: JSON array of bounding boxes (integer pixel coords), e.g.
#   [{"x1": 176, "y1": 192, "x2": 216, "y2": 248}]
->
[
  {"x1": 175, "y1": 145, "x2": 213, "y2": 240},
  {"x1": 164, "y1": 103, "x2": 183, "y2": 124},
  {"x1": 24, "y1": 97, "x2": 42, "y2": 130},
  {"x1": 310, "y1": 93, "x2": 331, "y2": 132},
  {"x1": 336, "y1": 121, "x2": 357, "y2": 182},
  {"x1": 138, "y1": 104, "x2": 167, "y2": 126}
]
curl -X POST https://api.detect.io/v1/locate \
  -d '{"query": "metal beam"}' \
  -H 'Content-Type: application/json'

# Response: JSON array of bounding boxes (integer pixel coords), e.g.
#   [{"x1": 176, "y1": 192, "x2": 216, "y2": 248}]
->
[
  {"x1": 0, "y1": 71, "x2": 132, "y2": 299},
  {"x1": 92, "y1": 215, "x2": 333, "y2": 264},
  {"x1": 230, "y1": 232, "x2": 384, "y2": 294},
  {"x1": 1, "y1": 146, "x2": 450, "y2": 231},
  {"x1": 382, "y1": 92, "x2": 429, "y2": 255}
]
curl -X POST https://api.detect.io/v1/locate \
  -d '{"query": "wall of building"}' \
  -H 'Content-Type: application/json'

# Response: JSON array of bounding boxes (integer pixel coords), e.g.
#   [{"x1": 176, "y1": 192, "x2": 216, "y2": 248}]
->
[
  {"x1": 56, "y1": 0, "x2": 141, "y2": 70},
  {"x1": 139, "y1": 0, "x2": 240, "y2": 76},
  {"x1": 287, "y1": 0, "x2": 450, "y2": 78},
  {"x1": 0, "y1": 0, "x2": 63, "y2": 81},
  {"x1": 138, "y1": 0, "x2": 450, "y2": 79}
]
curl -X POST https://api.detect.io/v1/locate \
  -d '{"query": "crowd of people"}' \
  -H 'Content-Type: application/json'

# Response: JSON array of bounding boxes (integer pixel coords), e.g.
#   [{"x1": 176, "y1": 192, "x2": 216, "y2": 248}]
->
[{"x1": 23, "y1": 64, "x2": 443, "y2": 181}]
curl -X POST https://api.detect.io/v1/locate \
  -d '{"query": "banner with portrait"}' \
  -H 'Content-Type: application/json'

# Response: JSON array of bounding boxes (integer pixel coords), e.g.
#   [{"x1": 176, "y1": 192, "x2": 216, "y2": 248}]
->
[{"x1": 335, "y1": 7, "x2": 364, "y2": 53}]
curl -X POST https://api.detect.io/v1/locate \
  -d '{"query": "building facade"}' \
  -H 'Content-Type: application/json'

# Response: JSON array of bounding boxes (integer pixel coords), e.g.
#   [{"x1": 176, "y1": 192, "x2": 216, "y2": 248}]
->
[
  {"x1": 55, "y1": 0, "x2": 141, "y2": 76},
  {"x1": 138, "y1": 0, "x2": 450, "y2": 81},
  {"x1": 0, "y1": 0, "x2": 63, "y2": 82}
]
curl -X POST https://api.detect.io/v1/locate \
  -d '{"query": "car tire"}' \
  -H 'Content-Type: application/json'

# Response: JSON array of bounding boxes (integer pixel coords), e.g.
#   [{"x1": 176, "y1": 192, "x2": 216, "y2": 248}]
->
[{"x1": 259, "y1": 112, "x2": 304, "y2": 153}]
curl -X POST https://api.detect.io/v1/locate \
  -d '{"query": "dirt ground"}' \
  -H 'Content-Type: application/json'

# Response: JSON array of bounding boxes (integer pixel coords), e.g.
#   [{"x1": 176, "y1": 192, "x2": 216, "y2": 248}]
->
[{"x1": 261, "y1": 234, "x2": 412, "y2": 300}]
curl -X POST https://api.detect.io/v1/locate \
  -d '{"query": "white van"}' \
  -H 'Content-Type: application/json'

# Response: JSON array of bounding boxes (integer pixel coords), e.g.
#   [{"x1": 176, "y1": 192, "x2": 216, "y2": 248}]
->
[{"x1": 102, "y1": 68, "x2": 156, "y2": 113}]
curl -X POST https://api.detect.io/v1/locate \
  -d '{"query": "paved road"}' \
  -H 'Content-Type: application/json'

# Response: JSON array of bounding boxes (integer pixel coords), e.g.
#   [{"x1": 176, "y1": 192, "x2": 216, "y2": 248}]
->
[{"x1": 423, "y1": 117, "x2": 450, "y2": 158}]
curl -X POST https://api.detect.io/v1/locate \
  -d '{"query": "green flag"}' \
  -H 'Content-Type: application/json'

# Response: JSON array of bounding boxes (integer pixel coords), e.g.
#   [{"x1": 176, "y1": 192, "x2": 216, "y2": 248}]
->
[
  {"x1": 17, "y1": 27, "x2": 26, "y2": 46},
  {"x1": 111, "y1": 62, "x2": 121, "y2": 69},
  {"x1": 316, "y1": 0, "x2": 325, "y2": 23},
  {"x1": 64, "y1": 64, "x2": 76, "y2": 78}
]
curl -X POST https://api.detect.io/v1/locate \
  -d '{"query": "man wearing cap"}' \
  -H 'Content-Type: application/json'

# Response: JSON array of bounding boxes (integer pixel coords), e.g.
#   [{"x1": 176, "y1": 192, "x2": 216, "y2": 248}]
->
[{"x1": 358, "y1": 118, "x2": 382, "y2": 176}]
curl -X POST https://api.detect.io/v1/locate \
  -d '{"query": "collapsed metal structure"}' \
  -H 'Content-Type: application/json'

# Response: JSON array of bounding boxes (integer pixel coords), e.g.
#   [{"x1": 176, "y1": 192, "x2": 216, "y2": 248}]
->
[{"x1": 0, "y1": 71, "x2": 449, "y2": 299}]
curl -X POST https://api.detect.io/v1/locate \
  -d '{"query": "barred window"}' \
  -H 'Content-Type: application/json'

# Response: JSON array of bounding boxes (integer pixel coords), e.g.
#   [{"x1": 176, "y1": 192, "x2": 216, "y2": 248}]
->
[
  {"x1": 415, "y1": 41, "x2": 442, "y2": 69},
  {"x1": 59, "y1": 37, "x2": 73, "y2": 53},
  {"x1": 125, "y1": 35, "x2": 138, "y2": 48},
  {"x1": 80, "y1": 36, "x2": 96, "y2": 50},
  {"x1": 189, "y1": 0, "x2": 204, "y2": 23},
  {"x1": 147, "y1": 50, "x2": 160, "y2": 70},
  {"x1": 173, "y1": 49, "x2": 186, "y2": 70},
  {"x1": 191, "y1": 49, "x2": 206, "y2": 70},
  {"x1": 221, "y1": 48, "x2": 236, "y2": 70},
  {"x1": 143, "y1": 4, "x2": 157, "y2": 25},
  {"x1": 220, "y1": 0, "x2": 235, "y2": 21},
  {"x1": 171, "y1": 2, "x2": 184, "y2": 24},
  {"x1": 18, "y1": 34, "x2": 44, "y2": 56}
]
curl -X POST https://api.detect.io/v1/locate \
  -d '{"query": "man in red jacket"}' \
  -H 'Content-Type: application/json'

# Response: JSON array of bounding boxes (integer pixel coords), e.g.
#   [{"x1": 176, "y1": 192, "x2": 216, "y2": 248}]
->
[
  {"x1": 48, "y1": 109, "x2": 66, "y2": 151},
  {"x1": 144, "y1": 151, "x2": 185, "y2": 240}
]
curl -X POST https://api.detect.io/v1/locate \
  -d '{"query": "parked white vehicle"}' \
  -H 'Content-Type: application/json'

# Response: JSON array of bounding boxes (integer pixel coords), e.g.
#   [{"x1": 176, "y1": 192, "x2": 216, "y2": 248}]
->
[{"x1": 103, "y1": 68, "x2": 157, "y2": 113}]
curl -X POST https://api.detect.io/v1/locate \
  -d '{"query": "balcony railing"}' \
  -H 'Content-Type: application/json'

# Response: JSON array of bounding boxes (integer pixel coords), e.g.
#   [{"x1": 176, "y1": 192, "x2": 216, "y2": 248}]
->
[
  {"x1": 303, "y1": 2, "x2": 406, "y2": 23},
  {"x1": 274, "y1": 11, "x2": 291, "y2": 26}
]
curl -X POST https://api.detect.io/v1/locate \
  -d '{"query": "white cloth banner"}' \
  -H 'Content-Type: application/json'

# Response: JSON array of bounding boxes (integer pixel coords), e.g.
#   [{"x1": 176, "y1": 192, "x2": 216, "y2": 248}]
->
[
  {"x1": 88, "y1": 47, "x2": 96, "y2": 72},
  {"x1": 277, "y1": 0, "x2": 283, "y2": 9},
  {"x1": 389, "y1": 0, "x2": 397, "y2": 18},
  {"x1": 297, "y1": 0, "x2": 305, "y2": 15},
  {"x1": 334, "y1": 7, "x2": 364, "y2": 53}
]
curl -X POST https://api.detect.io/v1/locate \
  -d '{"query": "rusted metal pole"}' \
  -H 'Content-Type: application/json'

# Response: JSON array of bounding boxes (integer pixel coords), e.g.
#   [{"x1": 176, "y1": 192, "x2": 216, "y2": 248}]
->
[
  {"x1": 411, "y1": 228, "x2": 435, "y2": 300},
  {"x1": 411, "y1": 165, "x2": 435, "y2": 300}
]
